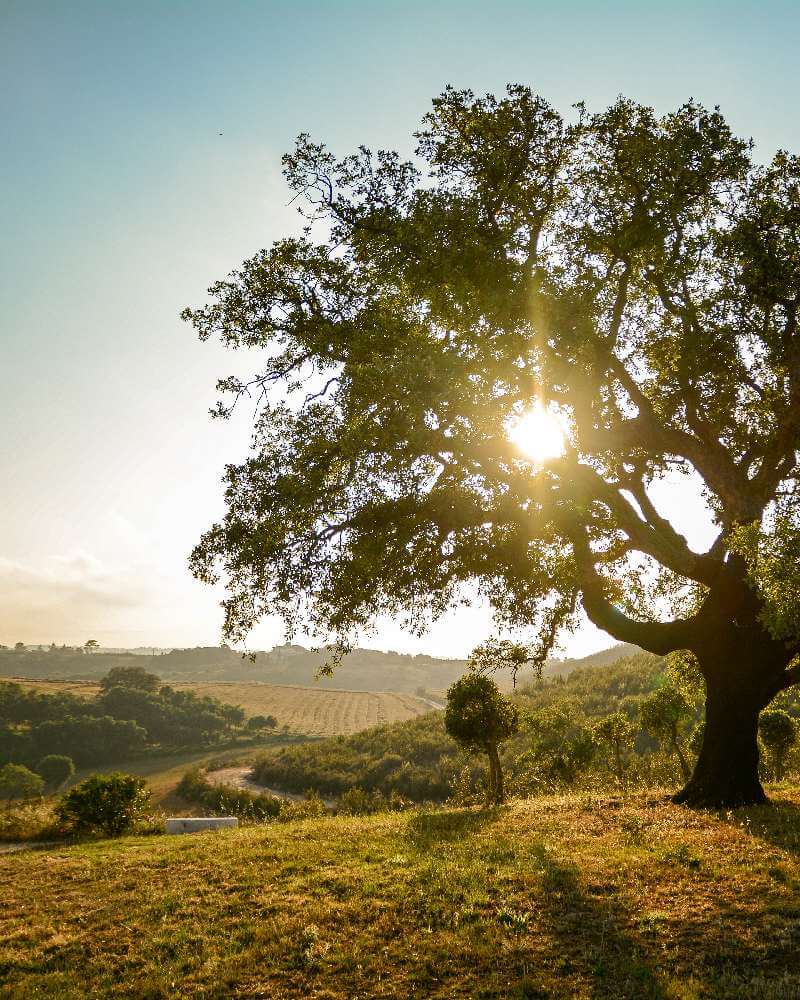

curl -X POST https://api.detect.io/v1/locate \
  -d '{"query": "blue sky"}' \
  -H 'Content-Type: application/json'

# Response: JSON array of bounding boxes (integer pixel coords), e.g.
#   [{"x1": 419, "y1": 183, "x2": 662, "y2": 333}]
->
[{"x1": 1, "y1": 0, "x2": 799, "y2": 653}]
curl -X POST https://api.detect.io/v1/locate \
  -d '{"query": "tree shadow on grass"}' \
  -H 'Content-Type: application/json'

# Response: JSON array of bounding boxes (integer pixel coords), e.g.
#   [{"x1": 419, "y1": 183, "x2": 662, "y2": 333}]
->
[
  {"x1": 405, "y1": 806, "x2": 503, "y2": 848},
  {"x1": 723, "y1": 797, "x2": 800, "y2": 860},
  {"x1": 522, "y1": 845, "x2": 670, "y2": 1000}
]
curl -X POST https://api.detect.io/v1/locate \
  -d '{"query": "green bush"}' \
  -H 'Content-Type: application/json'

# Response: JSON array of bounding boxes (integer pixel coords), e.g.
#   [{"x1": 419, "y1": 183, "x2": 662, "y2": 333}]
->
[
  {"x1": 0, "y1": 763, "x2": 44, "y2": 802},
  {"x1": 56, "y1": 772, "x2": 150, "y2": 836},
  {"x1": 36, "y1": 754, "x2": 75, "y2": 792}
]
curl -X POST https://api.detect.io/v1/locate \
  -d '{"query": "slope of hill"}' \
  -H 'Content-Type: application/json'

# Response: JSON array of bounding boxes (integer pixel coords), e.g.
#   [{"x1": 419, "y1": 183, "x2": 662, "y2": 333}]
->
[
  {"x1": 4, "y1": 677, "x2": 433, "y2": 737},
  {"x1": 2, "y1": 792, "x2": 799, "y2": 999},
  {"x1": 0, "y1": 641, "x2": 638, "y2": 692},
  {"x1": 249, "y1": 652, "x2": 664, "y2": 801}
]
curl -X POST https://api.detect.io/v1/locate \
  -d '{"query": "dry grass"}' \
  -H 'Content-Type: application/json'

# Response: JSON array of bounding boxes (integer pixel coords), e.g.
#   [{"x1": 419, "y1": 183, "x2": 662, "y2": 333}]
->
[
  {"x1": 175, "y1": 682, "x2": 430, "y2": 736},
  {"x1": 4, "y1": 789, "x2": 800, "y2": 997}
]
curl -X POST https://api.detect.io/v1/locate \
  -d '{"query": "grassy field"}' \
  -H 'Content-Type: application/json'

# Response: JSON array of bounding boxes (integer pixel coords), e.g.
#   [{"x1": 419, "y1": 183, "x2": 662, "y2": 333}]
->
[
  {"x1": 8, "y1": 677, "x2": 432, "y2": 736},
  {"x1": 4, "y1": 790, "x2": 800, "y2": 998}
]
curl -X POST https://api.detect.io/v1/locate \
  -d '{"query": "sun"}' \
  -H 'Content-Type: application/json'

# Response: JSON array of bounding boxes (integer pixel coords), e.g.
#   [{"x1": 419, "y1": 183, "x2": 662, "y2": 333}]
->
[{"x1": 507, "y1": 403, "x2": 566, "y2": 463}]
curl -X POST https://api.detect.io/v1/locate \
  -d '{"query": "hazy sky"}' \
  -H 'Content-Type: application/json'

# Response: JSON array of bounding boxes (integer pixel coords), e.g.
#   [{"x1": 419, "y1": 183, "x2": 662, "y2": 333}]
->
[{"x1": 2, "y1": 1, "x2": 799, "y2": 655}]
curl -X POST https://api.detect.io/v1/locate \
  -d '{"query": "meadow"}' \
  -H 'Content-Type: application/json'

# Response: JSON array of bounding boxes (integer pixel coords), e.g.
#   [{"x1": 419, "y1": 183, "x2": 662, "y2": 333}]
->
[{"x1": 3, "y1": 790, "x2": 800, "y2": 998}]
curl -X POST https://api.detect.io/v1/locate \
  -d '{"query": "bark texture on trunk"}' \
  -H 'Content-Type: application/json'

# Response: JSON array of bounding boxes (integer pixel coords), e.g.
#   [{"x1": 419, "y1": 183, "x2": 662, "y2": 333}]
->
[
  {"x1": 673, "y1": 669, "x2": 766, "y2": 808},
  {"x1": 487, "y1": 745, "x2": 504, "y2": 805}
]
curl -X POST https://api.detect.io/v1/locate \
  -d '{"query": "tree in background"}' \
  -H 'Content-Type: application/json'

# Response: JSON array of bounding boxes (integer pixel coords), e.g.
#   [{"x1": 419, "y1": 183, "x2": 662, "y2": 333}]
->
[
  {"x1": 445, "y1": 673, "x2": 519, "y2": 804},
  {"x1": 84, "y1": 639, "x2": 99, "y2": 655},
  {"x1": 0, "y1": 763, "x2": 44, "y2": 802},
  {"x1": 640, "y1": 686, "x2": 694, "y2": 782},
  {"x1": 185, "y1": 84, "x2": 800, "y2": 807},
  {"x1": 56, "y1": 773, "x2": 150, "y2": 837},
  {"x1": 99, "y1": 666, "x2": 160, "y2": 693},
  {"x1": 759, "y1": 710, "x2": 797, "y2": 782},
  {"x1": 247, "y1": 714, "x2": 278, "y2": 733},
  {"x1": 36, "y1": 754, "x2": 75, "y2": 792},
  {"x1": 593, "y1": 713, "x2": 637, "y2": 791},
  {"x1": 13, "y1": 642, "x2": 25, "y2": 652},
  {"x1": 516, "y1": 701, "x2": 596, "y2": 791}
]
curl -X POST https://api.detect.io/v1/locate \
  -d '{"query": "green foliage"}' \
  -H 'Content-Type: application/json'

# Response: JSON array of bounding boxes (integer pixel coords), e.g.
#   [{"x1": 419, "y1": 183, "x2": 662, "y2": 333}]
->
[
  {"x1": 99, "y1": 666, "x2": 161, "y2": 693},
  {"x1": 639, "y1": 685, "x2": 693, "y2": 780},
  {"x1": 759, "y1": 709, "x2": 797, "y2": 781},
  {"x1": 593, "y1": 713, "x2": 638, "y2": 790},
  {"x1": 247, "y1": 714, "x2": 278, "y2": 732},
  {"x1": 31, "y1": 716, "x2": 147, "y2": 765},
  {"x1": 445, "y1": 671, "x2": 520, "y2": 804},
  {"x1": 514, "y1": 702, "x2": 596, "y2": 792},
  {"x1": 248, "y1": 653, "x2": 691, "y2": 804},
  {"x1": 56, "y1": 772, "x2": 151, "y2": 836},
  {"x1": 176, "y1": 768, "x2": 284, "y2": 821},
  {"x1": 0, "y1": 673, "x2": 253, "y2": 772},
  {"x1": 0, "y1": 762, "x2": 44, "y2": 801},
  {"x1": 444, "y1": 674, "x2": 520, "y2": 755},
  {"x1": 36, "y1": 754, "x2": 75, "y2": 791},
  {"x1": 182, "y1": 82, "x2": 800, "y2": 694}
]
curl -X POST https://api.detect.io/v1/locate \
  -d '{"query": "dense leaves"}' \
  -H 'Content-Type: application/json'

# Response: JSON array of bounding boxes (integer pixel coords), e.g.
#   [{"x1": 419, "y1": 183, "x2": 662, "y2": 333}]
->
[
  {"x1": 56, "y1": 773, "x2": 150, "y2": 836},
  {"x1": 0, "y1": 673, "x2": 251, "y2": 770},
  {"x1": 184, "y1": 85, "x2": 800, "y2": 805}
]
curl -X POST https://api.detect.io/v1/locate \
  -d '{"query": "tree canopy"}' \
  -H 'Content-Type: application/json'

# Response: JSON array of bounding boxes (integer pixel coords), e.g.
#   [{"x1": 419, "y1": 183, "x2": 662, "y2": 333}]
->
[{"x1": 184, "y1": 85, "x2": 800, "y2": 805}]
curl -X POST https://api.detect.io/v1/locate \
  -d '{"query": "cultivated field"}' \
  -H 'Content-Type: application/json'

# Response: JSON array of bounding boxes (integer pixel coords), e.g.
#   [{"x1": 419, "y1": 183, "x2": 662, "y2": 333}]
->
[
  {"x1": 6, "y1": 677, "x2": 433, "y2": 737},
  {"x1": 175, "y1": 683, "x2": 432, "y2": 736}
]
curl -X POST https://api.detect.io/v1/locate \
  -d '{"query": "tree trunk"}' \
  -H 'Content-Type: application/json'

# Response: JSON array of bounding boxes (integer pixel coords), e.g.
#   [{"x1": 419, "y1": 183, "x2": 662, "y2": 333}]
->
[
  {"x1": 487, "y1": 745, "x2": 504, "y2": 805},
  {"x1": 673, "y1": 740, "x2": 691, "y2": 784},
  {"x1": 673, "y1": 670, "x2": 766, "y2": 808}
]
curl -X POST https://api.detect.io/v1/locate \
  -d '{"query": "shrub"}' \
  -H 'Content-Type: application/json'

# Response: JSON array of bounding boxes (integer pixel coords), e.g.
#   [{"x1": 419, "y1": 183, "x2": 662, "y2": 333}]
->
[
  {"x1": 36, "y1": 754, "x2": 75, "y2": 792},
  {"x1": 56, "y1": 772, "x2": 151, "y2": 836},
  {"x1": 0, "y1": 763, "x2": 44, "y2": 802},
  {"x1": 759, "y1": 709, "x2": 797, "y2": 781},
  {"x1": 176, "y1": 768, "x2": 284, "y2": 820},
  {"x1": 247, "y1": 714, "x2": 278, "y2": 732}
]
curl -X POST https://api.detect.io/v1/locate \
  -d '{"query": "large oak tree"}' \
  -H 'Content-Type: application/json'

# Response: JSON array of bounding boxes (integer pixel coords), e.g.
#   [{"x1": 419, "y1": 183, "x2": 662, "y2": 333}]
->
[{"x1": 184, "y1": 86, "x2": 800, "y2": 807}]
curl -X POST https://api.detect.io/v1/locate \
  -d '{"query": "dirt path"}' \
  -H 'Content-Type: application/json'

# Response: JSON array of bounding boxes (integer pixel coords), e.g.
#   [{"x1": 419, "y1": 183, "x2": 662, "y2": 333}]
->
[
  {"x1": 0, "y1": 841, "x2": 60, "y2": 856},
  {"x1": 205, "y1": 767, "x2": 337, "y2": 808}
]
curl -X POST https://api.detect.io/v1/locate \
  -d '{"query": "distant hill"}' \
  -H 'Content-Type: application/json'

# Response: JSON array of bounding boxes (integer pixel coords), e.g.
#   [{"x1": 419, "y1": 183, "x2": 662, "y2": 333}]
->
[{"x1": 0, "y1": 641, "x2": 638, "y2": 693}]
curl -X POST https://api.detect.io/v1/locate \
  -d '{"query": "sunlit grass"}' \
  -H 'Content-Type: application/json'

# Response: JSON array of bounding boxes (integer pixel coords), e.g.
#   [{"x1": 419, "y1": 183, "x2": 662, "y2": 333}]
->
[{"x1": 4, "y1": 790, "x2": 800, "y2": 997}]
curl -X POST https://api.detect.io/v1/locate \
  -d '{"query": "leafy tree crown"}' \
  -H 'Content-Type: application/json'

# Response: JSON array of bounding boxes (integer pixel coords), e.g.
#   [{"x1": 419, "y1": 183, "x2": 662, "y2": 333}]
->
[
  {"x1": 183, "y1": 85, "x2": 800, "y2": 673},
  {"x1": 445, "y1": 673, "x2": 520, "y2": 753}
]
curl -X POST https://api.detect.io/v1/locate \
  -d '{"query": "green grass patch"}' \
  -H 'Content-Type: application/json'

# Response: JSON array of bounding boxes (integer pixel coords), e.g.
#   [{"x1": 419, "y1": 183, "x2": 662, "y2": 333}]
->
[{"x1": 4, "y1": 791, "x2": 800, "y2": 997}]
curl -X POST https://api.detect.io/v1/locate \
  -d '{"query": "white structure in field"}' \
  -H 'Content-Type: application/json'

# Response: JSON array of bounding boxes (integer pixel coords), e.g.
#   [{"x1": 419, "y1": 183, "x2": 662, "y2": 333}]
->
[{"x1": 165, "y1": 817, "x2": 238, "y2": 834}]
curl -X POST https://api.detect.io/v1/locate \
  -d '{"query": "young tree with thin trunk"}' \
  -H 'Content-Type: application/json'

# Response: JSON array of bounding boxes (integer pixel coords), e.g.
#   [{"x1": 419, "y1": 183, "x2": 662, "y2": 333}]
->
[
  {"x1": 640, "y1": 685, "x2": 693, "y2": 782},
  {"x1": 184, "y1": 85, "x2": 800, "y2": 807},
  {"x1": 444, "y1": 672, "x2": 520, "y2": 805},
  {"x1": 593, "y1": 712, "x2": 637, "y2": 791}
]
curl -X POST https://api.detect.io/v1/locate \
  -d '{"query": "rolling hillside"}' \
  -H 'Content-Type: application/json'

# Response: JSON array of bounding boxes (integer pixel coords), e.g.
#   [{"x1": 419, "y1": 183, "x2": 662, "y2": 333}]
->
[
  {"x1": 5, "y1": 677, "x2": 433, "y2": 737},
  {"x1": 0, "y1": 641, "x2": 638, "y2": 692},
  {"x1": 2, "y1": 792, "x2": 799, "y2": 998}
]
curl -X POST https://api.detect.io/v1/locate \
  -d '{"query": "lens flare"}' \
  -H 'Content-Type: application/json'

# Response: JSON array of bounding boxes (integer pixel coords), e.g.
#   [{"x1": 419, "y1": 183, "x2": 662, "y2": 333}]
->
[{"x1": 507, "y1": 403, "x2": 566, "y2": 463}]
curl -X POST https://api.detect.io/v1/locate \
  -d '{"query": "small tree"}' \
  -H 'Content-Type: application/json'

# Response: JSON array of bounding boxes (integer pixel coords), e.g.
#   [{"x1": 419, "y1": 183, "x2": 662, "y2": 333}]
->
[
  {"x1": 593, "y1": 713, "x2": 637, "y2": 791},
  {"x1": 99, "y1": 666, "x2": 160, "y2": 693},
  {"x1": 640, "y1": 686, "x2": 694, "y2": 782},
  {"x1": 759, "y1": 710, "x2": 797, "y2": 782},
  {"x1": 56, "y1": 773, "x2": 150, "y2": 836},
  {"x1": 0, "y1": 763, "x2": 44, "y2": 802},
  {"x1": 445, "y1": 673, "x2": 520, "y2": 805},
  {"x1": 247, "y1": 714, "x2": 278, "y2": 732},
  {"x1": 36, "y1": 755, "x2": 75, "y2": 792},
  {"x1": 13, "y1": 642, "x2": 25, "y2": 652},
  {"x1": 84, "y1": 639, "x2": 100, "y2": 655}
]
